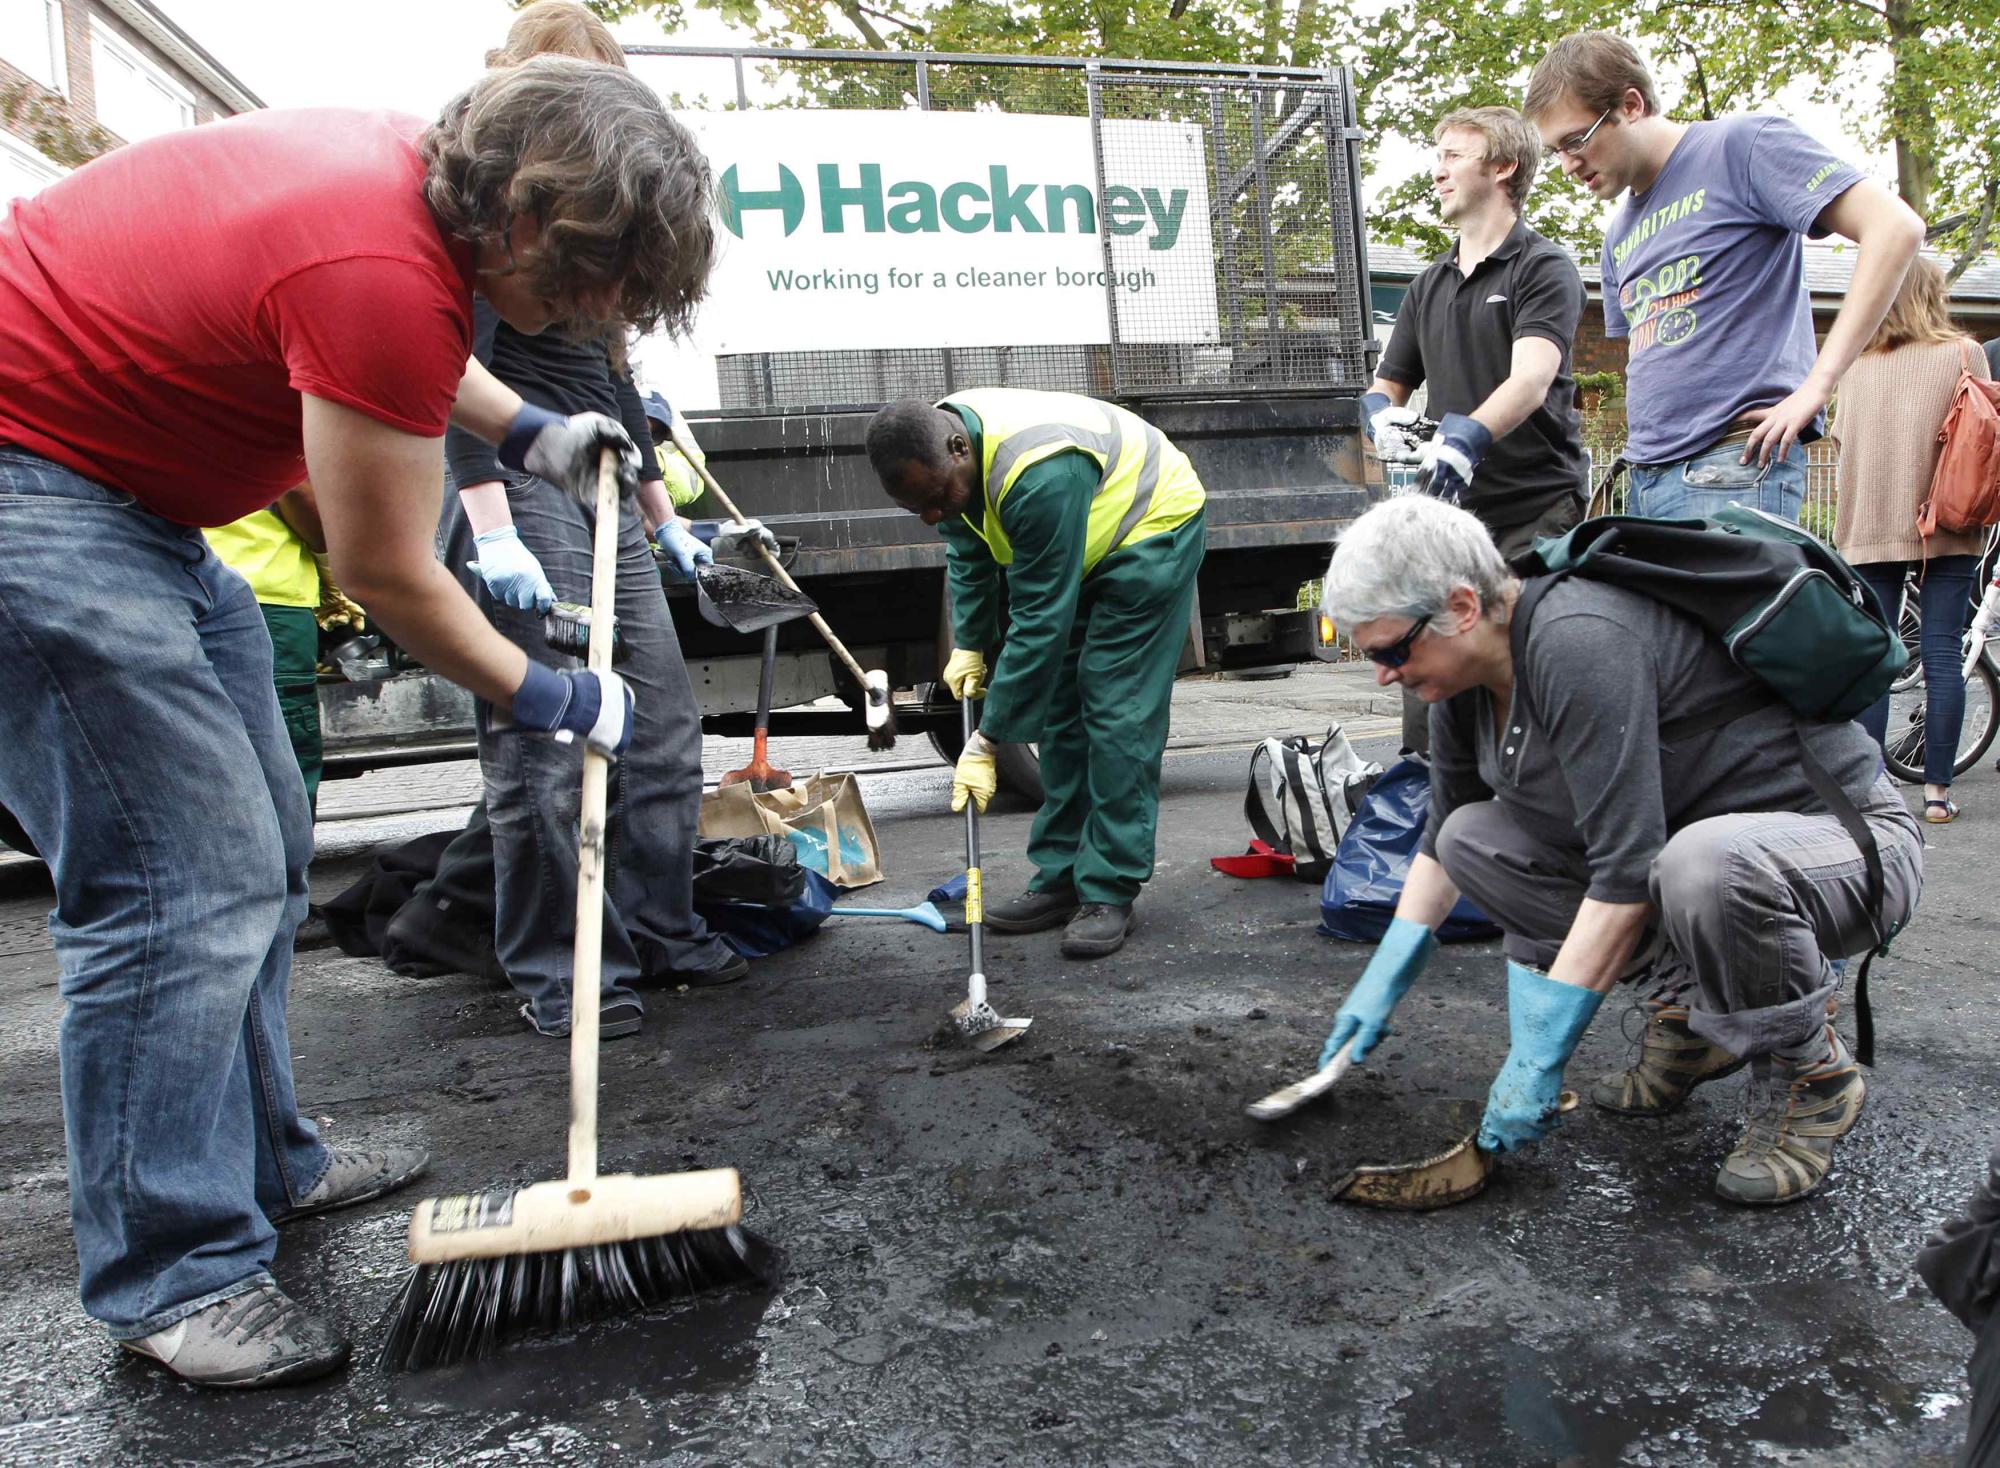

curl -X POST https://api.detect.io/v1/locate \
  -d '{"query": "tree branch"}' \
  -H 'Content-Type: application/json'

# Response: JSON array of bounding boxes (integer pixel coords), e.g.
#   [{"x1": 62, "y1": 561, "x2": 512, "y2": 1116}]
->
[{"x1": 1946, "y1": 177, "x2": 1999, "y2": 285}]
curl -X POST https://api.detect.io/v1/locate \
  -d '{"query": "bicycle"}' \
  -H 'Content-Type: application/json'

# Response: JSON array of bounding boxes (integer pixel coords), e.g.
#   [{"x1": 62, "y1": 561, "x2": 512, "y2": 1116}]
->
[{"x1": 1880, "y1": 525, "x2": 2000, "y2": 783}]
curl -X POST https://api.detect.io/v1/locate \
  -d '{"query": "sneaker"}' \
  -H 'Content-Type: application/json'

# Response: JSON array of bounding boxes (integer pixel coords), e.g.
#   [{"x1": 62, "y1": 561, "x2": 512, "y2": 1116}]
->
[
  {"x1": 656, "y1": 949, "x2": 750, "y2": 988},
  {"x1": 1061, "y1": 902, "x2": 1134, "y2": 959},
  {"x1": 1714, "y1": 1028, "x2": 1867, "y2": 1206},
  {"x1": 1590, "y1": 999, "x2": 1745, "y2": 1116},
  {"x1": 985, "y1": 887, "x2": 1079, "y2": 934},
  {"x1": 279, "y1": 1144, "x2": 431, "y2": 1224},
  {"x1": 121, "y1": 1281, "x2": 350, "y2": 1388},
  {"x1": 519, "y1": 999, "x2": 644, "y2": 1040}
]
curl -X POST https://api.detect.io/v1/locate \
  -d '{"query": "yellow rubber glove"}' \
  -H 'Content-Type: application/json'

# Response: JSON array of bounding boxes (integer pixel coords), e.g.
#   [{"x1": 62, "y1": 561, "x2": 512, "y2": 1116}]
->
[
  {"x1": 941, "y1": 647, "x2": 988, "y2": 700},
  {"x1": 952, "y1": 732, "x2": 998, "y2": 813}
]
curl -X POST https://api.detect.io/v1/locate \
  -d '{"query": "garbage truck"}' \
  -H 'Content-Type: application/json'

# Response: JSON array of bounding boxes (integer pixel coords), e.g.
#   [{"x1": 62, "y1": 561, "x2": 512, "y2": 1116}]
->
[{"x1": 320, "y1": 47, "x2": 1382, "y2": 800}]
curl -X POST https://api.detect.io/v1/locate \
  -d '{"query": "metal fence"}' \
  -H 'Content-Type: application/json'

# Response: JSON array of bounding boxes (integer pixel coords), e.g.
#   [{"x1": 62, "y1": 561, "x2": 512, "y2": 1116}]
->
[{"x1": 625, "y1": 47, "x2": 1375, "y2": 414}]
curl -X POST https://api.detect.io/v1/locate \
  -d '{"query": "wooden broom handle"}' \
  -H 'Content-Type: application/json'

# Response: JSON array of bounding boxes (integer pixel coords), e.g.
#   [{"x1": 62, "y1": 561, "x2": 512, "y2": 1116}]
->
[
  {"x1": 665, "y1": 415, "x2": 872, "y2": 689},
  {"x1": 566, "y1": 447, "x2": 621, "y2": 1186}
]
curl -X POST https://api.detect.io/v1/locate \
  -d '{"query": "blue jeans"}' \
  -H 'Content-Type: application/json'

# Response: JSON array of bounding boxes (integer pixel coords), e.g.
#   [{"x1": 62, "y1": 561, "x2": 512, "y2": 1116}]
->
[
  {"x1": 441, "y1": 472, "x2": 732, "y2": 1032},
  {"x1": 1855, "y1": 556, "x2": 1979, "y2": 788},
  {"x1": 1627, "y1": 439, "x2": 1807, "y2": 522},
  {"x1": 0, "y1": 449, "x2": 327, "y2": 1337}
]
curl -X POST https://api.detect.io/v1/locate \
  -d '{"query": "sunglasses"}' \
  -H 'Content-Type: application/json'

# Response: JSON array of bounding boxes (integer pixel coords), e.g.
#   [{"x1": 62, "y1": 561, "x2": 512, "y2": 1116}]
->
[
  {"x1": 1363, "y1": 615, "x2": 1432, "y2": 669},
  {"x1": 1545, "y1": 107, "x2": 1614, "y2": 160}
]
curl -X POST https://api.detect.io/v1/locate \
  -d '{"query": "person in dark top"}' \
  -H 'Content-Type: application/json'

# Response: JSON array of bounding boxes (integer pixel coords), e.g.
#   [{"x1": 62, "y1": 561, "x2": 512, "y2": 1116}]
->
[
  {"x1": 1364, "y1": 105, "x2": 1588, "y2": 755},
  {"x1": 441, "y1": 2, "x2": 756, "y2": 1039},
  {"x1": 1315, "y1": 495, "x2": 1921, "y2": 1206}
]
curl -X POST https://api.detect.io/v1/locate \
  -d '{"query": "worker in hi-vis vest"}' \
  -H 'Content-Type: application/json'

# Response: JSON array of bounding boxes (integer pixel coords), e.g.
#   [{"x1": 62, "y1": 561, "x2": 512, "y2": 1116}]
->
[{"x1": 865, "y1": 389, "x2": 1207, "y2": 960}]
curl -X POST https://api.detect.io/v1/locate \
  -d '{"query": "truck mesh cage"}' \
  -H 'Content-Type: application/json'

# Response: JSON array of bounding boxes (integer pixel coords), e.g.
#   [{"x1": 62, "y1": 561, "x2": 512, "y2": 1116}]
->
[{"x1": 624, "y1": 48, "x2": 1373, "y2": 414}]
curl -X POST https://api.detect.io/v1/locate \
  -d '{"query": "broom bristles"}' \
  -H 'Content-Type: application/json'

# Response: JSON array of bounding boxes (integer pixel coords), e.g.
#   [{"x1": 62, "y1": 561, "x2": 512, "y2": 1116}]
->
[{"x1": 380, "y1": 1224, "x2": 780, "y2": 1372}]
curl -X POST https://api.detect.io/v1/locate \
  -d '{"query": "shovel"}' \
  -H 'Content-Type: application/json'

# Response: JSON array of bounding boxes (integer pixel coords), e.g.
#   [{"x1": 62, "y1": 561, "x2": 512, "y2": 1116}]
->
[
  {"x1": 695, "y1": 564, "x2": 817, "y2": 636},
  {"x1": 951, "y1": 698, "x2": 1031, "y2": 1051},
  {"x1": 1331, "y1": 1091, "x2": 1579, "y2": 1211}
]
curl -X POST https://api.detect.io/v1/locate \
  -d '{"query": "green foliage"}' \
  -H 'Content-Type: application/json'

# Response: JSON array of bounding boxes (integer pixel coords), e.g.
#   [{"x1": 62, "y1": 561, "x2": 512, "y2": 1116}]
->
[
  {"x1": 1574, "y1": 369, "x2": 1623, "y2": 401},
  {"x1": 0, "y1": 80, "x2": 119, "y2": 168}
]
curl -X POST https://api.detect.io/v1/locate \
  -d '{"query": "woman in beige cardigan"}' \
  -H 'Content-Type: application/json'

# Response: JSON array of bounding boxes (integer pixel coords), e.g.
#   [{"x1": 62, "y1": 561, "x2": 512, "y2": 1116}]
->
[{"x1": 1834, "y1": 258, "x2": 1993, "y2": 823}]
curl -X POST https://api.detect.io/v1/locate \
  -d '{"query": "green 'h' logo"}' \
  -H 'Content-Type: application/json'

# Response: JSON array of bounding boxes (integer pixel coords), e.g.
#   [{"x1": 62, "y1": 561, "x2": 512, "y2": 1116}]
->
[{"x1": 720, "y1": 164, "x2": 806, "y2": 237}]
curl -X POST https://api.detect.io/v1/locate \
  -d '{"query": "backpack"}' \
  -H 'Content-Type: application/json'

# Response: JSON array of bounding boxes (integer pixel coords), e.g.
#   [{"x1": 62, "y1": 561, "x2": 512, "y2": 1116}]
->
[
  {"x1": 1237, "y1": 723, "x2": 1382, "y2": 881},
  {"x1": 1515, "y1": 505, "x2": 1907, "y2": 1063},
  {"x1": 1917, "y1": 342, "x2": 2000, "y2": 540}
]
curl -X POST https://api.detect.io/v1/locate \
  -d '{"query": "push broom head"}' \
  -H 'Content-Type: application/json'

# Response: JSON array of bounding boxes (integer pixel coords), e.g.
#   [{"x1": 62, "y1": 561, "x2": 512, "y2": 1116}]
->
[
  {"x1": 863, "y1": 668, "x2": 897, "y2": 750},
  {"x1": 380, "y1": 1169, "x2": 780, "y2": 1372}
]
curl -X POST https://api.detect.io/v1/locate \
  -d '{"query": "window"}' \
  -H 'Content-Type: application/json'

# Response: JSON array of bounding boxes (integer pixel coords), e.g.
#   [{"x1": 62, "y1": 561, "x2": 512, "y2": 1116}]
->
[
  {"x1": 0, "y1": 131, "x2": 65, "y2": 217},
  {"x1": 90, "y1": 26, "x2": 195, "y2": 143},
  {"x1": 0, "y1": 0, "x2": 67, "y2": 94}
]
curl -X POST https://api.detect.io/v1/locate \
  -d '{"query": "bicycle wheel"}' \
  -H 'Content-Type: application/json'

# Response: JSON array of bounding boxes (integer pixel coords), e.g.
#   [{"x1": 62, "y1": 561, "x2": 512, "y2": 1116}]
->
[{"x1": 1882, "y1": 654, "x2": 2000, "y2": 783}]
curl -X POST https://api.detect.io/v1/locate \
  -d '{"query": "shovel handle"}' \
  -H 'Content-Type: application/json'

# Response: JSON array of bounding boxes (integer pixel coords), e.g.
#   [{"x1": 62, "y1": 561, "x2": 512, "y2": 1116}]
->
[
  {"x1": 667, "y1": 415, "x2": 873, "y2": 690},
  {"x1": 962, "y1": 697, "x2": 984, "y2": 978}
]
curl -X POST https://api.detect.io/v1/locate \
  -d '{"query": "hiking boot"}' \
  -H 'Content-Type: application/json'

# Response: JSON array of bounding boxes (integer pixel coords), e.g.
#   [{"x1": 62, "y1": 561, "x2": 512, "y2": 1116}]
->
[
  {"x1": 279, "y1": 1144, "x2": 431, "y2": 1224},
  {"x1": 1061, "y1": 902, "x2": 1134, "y2": 960},
  {"x1": 122, "y1": 1281, "x2": 350, "y2": 1388},
  {"x1": 1714, "y1": 1028, "x2": 1866, "y2": 1207},
  {"x1": 1590, "y1": 999, "x2": 1745, "y2": 1116},
  {"x1": 985, "y1": 886, "x2": 1079, "y2": 934}
]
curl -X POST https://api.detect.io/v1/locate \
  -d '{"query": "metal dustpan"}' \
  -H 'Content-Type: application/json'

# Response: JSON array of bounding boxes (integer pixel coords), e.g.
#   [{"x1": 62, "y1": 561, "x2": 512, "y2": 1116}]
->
[
  {"x1": 1330, "y1": 1091, "x2": 1577, "y2": 1212},
  {"x1": 696, "y1": 564, "x2": 817, "y2": 634}
]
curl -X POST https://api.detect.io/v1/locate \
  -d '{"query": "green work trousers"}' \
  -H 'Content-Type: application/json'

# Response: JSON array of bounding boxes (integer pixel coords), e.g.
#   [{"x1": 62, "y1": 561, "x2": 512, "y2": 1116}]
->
[
  {"x1": 261, "y1": 604, "x2": 323, "y2": 814},
  {"x1": 1027, "y1": 509, "x2": 1206, "y2": 905}
]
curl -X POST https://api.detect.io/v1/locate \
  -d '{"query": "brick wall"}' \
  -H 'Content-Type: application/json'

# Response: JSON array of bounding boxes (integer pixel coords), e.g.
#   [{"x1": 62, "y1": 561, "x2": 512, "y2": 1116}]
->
[{"x1": 0, "y1": 2, "x2": 119, "y2": 160}]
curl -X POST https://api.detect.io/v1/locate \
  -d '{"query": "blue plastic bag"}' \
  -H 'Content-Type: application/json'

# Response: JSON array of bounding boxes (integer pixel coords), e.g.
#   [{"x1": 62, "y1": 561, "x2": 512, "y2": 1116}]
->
[
  {"x1": 702, "y1": 868, "x2": 838, "y2": 958},
  {"x1": 1318, "y1": 757, "x2": 1500, "y2": 944}
]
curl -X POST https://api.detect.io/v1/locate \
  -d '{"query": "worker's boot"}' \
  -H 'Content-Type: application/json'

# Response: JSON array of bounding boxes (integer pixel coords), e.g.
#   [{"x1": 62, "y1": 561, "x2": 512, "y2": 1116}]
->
[
  {"x1": 1590, "y1": 996, "x2": 1745, "y2": 1116},
  {"x1": 1714, "y1": 1027, "x2": 1866, "y2": 1206},
  {"x1": 276, "y1": 1143, "x2": 432, "y2": 1224},
  {"x1": 986, "y1": 886, "x2": 1079, "y2": 934},
  {"x1": 122, "y1": 1281, "x2": 351, "y2": 1389},
  {"x1": 1061, "y1": 902, "x2": 1134, "y2": 959}
]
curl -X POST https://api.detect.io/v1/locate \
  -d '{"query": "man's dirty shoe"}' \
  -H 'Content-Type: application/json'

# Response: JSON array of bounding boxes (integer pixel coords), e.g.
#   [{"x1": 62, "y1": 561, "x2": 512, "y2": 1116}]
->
[
  {"x1": 1061, "y1": 902, "x2": 1133, "y2": 959},
  {"x1": 519, "y1": 999, "x2": 644, "y2": 1040},
  {"x1": 1714, "y1": 1028, "x2": 1866, "y2": 1206},
  {"x1": 1591, "y1": 999, "x2": 1745, "y2": 1115},
  {"x1": 279, "y1": 1144, "x2": 431, "y2": 1224},
  {"x1": 985, "y1": 886, "x2": 1079, "y2": 934},
  {"x1": 122, "y1": 1281, "x2": 350, "y2": 1388},
  {"x1": 655, "y1": 947, "x2": 749, "y2": 988}
]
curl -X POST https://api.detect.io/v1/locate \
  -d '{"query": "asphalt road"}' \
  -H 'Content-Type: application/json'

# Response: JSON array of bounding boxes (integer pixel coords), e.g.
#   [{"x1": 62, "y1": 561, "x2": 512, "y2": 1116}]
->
[{"x1": 0, "y1": 686, "x2": 1993, "y2": 1466}]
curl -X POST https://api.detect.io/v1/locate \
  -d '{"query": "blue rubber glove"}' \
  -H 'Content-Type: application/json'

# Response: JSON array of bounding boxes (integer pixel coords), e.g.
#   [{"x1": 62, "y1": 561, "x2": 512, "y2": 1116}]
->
[
  {"x1": 1319, "y1": 916, "x2": 1438, "y2": 1067},
  {"x1": 1477, "y1": 961, "x2": 1606, "y2": 1153},
  {"x1": 466, "y1": 526, "x2": 557, "y2": 613},
  {"x1": 509, "y1": 661, "x2": 634, "y2": 759},
  {"x1": 1417, "y1": 411, "x2": 1494, "y2": 504},
  {"x1": 1361, "y1": 390, "x2": 1424, "y2": 466},
  {"x1": 654, "y1": 518, "x2": 713, "y2": 584}
]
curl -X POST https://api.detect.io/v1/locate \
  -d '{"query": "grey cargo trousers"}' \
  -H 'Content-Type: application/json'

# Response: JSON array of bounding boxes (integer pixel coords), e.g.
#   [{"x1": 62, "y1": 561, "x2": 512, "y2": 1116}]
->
[{"x1": 1432, "y1": 772, "x2": 1923, "y2": 1056}]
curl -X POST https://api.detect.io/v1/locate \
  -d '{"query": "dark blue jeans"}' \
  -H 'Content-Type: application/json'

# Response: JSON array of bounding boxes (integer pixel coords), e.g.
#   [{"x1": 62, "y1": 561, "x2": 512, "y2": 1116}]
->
[
  {"x1": 0, "y1": 448, "x2": 328, "y2": 1337},
  {"x1": 1856, "y1": 556, "x2": 1979, "y2": 788},
  {"x1": 441, "y1": 473, "x2": 733, "y2": 1032}
]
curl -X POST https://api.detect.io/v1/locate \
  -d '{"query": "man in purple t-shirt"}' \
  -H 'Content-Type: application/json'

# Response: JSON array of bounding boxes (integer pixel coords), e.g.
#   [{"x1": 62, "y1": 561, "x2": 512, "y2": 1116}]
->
[{"x1": 1523, "y1": 32, "x2": 1923, "y2": 521}]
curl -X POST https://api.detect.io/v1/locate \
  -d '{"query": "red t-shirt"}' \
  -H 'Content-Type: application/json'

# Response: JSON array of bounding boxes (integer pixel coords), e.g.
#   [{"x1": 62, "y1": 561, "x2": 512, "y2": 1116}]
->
[{"x1": 0, "y1": 108, "x2": 474, "y2": 526}]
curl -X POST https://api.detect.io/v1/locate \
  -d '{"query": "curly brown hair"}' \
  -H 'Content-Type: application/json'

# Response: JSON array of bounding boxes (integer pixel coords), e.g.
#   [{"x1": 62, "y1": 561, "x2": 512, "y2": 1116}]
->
[
  {"x1": 421, "y1": 56, "x2": 715, "y2": 337},
  {"x1": 486, "y1": 0, "x2": 624, "y2": 69}
]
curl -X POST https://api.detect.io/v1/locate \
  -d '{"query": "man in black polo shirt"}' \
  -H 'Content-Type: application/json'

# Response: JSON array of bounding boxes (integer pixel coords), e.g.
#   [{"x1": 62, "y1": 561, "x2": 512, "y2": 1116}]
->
[{"x1": 1364, "y1": 105, "x2": 1588, "y2": 754}]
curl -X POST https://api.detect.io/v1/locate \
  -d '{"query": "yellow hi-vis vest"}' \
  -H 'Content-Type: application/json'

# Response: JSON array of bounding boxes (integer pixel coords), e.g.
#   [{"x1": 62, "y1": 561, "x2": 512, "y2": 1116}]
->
[{"x1": 941, "y1": 389, "x2": 1205, "y2": 571}]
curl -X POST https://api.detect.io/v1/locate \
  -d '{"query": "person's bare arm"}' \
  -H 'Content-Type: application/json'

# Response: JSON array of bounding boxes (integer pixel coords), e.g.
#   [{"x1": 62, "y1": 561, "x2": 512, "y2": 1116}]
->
[
  {"x1": 302, "y1": 394, "x2": 528, "y2": 706},
  {"x1": 1743, "y1": 179, "x2": 1924, "y2": 466},
  {"x1": 1393, "y1": 852, "x2": 1463, "y2": 931},
  {"x1": 1546, "y1": 898, "x2": 1653, "y2": 993},
  {"x1": 1367, "y1": 377, "x2": 1413, "y2": 406},
  {"x1": 1469, "y1": 337, "x2": 1562, "y2": 442},
  {"x1": 448, "y1": 355, "x2": 524, "y2": 444},
  {"x1": 635, "y1": 479, "x2": 678, "y2": 536},
  {"x1": 271, "y1": 482, "x2": 327, "y2": 554}
]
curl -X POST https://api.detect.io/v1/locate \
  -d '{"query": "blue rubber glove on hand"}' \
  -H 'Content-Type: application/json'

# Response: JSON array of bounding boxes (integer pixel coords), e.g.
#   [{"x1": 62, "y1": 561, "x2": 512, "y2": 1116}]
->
[
  {"x1": 1319, "y1": 916, "x2": 1439, "y2": 1067},
  {"x1": 1477, "y1": 961, "x2": 1606, "y2": 1153},
  {"x1": 655, "y1": 519, "x2": 713, "y2": 584},
  {"x1": 1417, "y1": 412, "x2": 1494, "y2": 504},
  {"x1": 1362, "y1": 390, "x2": 1425, "y2": 466},
  {"x1": 467, "y1": 526, "x2": 557, "y2": 613},
  {"x1": 509, "y1": 662, "x2": 634, "y2": 759}
]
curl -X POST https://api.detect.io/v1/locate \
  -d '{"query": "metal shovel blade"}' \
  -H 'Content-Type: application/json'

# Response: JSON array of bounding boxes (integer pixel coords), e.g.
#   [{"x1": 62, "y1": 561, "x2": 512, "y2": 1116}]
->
[
  {"x1": 951, "y1": 996, "x2": 1032, "y2": 1052},
  {"x1": 695, "y1": 565, "x2": 817, "y2": 634}
]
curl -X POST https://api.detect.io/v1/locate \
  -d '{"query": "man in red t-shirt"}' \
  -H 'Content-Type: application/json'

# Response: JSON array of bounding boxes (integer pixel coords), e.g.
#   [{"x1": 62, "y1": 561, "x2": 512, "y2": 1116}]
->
[{"x1": 0, "y1": 56, "x2": 715, "y2": 1388}]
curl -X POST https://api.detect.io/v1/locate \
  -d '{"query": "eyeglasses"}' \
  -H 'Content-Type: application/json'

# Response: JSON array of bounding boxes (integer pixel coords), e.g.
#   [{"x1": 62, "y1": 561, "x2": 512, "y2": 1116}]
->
[
  {"x1": 1362, "y1": 615, "x2": 1432, "y2": 669},
  {"x1": 1545, "y1": 107, "x2": 1613, "y2": 160}
]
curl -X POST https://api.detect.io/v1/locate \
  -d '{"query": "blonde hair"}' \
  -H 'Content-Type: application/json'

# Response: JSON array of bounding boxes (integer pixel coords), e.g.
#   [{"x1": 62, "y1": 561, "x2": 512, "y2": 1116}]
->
[
  {"x1": 487, "y1": 0, "x2": 625, "y2": 69},
  {"x1": 1524, "y1": 32, "x2": 1660, "y2": 123},
  {"x1": 1867, "y1": 257, "x2": 1966, "y2": 354},
  {"x1": 1435, "y1": 106, "x2": 1541, "y2": 211}
]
